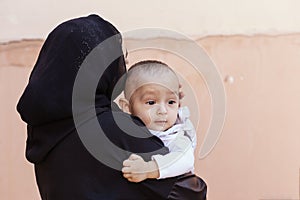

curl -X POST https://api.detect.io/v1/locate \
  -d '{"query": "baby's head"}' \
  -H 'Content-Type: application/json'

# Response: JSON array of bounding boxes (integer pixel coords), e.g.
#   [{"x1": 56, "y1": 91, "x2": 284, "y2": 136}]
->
[{"x1": 119, "y1": 60, "x2": 180, "y2": 131}]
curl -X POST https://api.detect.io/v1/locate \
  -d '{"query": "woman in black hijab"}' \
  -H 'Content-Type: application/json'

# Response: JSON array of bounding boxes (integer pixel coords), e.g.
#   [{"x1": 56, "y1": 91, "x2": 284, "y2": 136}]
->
[{"x1": 17, "y1": 14, "x2": 206, "y2": 200}]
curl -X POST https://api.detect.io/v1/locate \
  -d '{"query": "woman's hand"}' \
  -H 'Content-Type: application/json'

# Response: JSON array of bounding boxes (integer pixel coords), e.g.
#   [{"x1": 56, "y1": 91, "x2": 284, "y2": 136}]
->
[{"x1": 122, "y1": 154, "x2": 159, "y2": 182}]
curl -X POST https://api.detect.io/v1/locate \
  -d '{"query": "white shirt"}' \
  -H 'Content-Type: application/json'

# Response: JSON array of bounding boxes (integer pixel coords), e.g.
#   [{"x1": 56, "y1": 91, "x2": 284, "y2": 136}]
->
[{"x1": 150, "y1": 106, "x2": 197, "y2": 179}]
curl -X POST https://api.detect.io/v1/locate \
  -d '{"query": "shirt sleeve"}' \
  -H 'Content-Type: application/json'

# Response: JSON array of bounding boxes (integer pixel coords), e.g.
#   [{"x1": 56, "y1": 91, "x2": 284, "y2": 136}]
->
[{"x1": 151, "y1": 132, "x2": 195, "y2": 179}]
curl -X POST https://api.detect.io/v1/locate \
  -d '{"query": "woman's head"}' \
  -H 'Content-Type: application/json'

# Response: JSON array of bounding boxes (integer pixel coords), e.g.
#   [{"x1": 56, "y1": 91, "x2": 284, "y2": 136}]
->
[{"x1": 17, "y1": 14, "x2": 126, "y2": 125}]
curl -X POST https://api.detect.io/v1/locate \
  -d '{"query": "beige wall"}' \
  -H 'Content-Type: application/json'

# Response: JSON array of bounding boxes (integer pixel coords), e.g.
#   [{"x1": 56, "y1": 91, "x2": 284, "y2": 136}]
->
[
  {"x1": 1, "y1": 0, "x2": 300, "y2": 41},
  {"x1": 0, "y1": 41, "x2": 42, "y2": 199},
  {"x1": 1, "y1": 34, "x2": 299, "y2": 199}
]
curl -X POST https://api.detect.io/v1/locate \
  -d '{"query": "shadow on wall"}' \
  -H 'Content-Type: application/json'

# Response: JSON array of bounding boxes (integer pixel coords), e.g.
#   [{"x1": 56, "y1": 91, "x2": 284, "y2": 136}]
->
[{"x1": 0, "y1": 34, "x2": 300, "y2": 200}]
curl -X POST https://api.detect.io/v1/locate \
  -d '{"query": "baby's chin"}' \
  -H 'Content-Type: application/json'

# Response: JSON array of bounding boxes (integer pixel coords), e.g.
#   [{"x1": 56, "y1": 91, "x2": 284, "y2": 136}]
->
[
  {"x1": 147, "y1": 125, "x2": 171, "y2": 132},
  {"x1": 150, "y1": 128, "x2": 167, "y2": 131}
]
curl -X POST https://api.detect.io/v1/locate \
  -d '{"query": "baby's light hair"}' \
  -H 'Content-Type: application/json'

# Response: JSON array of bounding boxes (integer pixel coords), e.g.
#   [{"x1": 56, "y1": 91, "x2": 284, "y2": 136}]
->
[{"x1": 124, "y1": 60, "x2": 179, "y2": 100}]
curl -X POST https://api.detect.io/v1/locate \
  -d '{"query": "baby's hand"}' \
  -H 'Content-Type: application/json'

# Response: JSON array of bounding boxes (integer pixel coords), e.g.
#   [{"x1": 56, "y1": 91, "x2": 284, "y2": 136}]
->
[{"x1": 122, "y1": 154, "x2": 148, "y2": 182}]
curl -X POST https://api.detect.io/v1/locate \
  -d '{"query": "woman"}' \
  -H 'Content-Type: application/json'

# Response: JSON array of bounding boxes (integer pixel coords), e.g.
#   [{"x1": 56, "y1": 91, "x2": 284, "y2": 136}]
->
[{"x1": 17, "y1": 14, "x2": 206, "y2": 199}]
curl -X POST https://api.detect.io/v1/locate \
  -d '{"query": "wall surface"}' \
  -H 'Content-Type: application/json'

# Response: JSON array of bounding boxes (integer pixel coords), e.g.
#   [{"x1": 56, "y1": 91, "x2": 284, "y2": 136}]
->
[
  {"x1": 1, "y1": 0, "x2": 300, "y2": 41},
  {"x1": 1, "y1": 34, "x2": 299, "y2": 200}
]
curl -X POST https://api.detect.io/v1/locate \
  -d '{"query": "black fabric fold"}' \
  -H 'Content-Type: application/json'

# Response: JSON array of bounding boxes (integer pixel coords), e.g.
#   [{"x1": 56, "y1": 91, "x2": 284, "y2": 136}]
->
[{"x1": 167, "y1": 173, "x2": 207, "y2": 200}]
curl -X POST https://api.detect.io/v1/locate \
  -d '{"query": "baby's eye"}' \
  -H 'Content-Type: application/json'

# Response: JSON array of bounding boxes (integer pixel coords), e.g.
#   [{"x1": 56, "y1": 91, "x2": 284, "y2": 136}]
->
[
  {"x1": 168, "y1": 100, "x2": 177, "y2": 105},
  {"x1": 146, "y1": 100, "x2": 155, "y2": 105}
]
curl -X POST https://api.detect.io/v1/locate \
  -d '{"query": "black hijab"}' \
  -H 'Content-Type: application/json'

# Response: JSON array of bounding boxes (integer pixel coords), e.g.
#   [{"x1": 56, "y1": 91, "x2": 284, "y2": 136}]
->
[
  {"x1": 17, "y1": 14, "x2": 126, "y2": 163},
  {"x1": 17, "y1": 14, "x2": 125, "y2": 125}
]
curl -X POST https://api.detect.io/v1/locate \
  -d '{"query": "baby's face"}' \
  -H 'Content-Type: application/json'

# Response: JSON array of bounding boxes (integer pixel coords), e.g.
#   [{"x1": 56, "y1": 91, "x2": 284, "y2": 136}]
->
[{"x1": 129, "y1": 83, "x2": 179, "y2": 131}]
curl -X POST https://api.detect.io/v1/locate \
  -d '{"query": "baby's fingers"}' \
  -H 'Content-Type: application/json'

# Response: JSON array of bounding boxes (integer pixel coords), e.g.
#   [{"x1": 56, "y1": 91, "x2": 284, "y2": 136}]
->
[
  {"x1": 128, "y1": 154, "x2": 141, "y2": 160},
  {"x1": 123, "y1": 173, "x2": 136, "y2": 183},
  {"x1": 122, "y1": 166, "x2": 132, "y2": 174},
  {"x1": 123, "y1": 172, "x2": 131, "y2": 179},
  {"x1": 123, "y1": 159, "x2": 132, "y2": 167}
]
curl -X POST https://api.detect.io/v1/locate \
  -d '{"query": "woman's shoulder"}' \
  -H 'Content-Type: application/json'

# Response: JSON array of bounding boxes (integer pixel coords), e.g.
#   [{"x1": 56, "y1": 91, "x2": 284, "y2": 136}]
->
[
  {"x1": 98, "y1": 109, "x2": 151, "y2": 138},
  {"x1": 97, "y1": 109, "x2": 168, "y2": 161},
  {"x1": 99, "y1": 109, "x2": 143, "y2": 126}
]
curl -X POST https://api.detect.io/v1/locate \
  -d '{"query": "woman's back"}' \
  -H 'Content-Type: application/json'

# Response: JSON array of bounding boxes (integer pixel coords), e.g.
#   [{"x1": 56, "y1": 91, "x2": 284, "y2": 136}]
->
[{"x1": 33, "y1": 108, "x2": 176, "y2": 200}]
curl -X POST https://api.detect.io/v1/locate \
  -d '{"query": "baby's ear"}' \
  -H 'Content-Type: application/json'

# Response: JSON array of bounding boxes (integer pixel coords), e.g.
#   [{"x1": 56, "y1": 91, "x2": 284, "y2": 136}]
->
[{"x1": 119, "y1": 98, "x2": 131, "y2": 114}]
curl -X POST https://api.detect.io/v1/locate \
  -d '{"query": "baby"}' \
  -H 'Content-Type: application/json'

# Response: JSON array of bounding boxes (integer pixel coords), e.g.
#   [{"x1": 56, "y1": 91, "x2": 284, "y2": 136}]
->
[{"x1": 119, "y1": 60, "x2": 197, "y2": 182}]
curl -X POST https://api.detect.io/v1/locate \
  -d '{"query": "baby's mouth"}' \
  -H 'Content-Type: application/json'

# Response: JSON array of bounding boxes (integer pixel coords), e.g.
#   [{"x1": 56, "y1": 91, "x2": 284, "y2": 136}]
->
[{"x1": 154, "y1": 120, "x2": 167, "y2": 124}]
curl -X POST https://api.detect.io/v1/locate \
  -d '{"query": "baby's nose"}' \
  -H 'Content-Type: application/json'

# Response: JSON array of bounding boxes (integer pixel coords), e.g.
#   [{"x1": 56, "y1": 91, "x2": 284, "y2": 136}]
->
[{"x1": 157, "y1": 104, "x2": 167, "y2": 114}]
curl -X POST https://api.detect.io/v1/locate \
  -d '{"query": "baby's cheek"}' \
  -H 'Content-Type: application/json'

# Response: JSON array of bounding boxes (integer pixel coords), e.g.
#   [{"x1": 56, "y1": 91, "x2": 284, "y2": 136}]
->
[
  {"x1": 146, "y1": 108, "x2": 156, "y2": 122},
  {"x1": 140, "y1": 113, "x2": 152, "y2": 127},
  {"x1": 170, "y1": 111, "x2": 178, "y2": 123}
]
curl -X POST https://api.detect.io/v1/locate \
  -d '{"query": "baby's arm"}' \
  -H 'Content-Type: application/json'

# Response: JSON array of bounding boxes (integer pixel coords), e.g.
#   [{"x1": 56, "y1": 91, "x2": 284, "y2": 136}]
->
[
  {"x1": 122, "y1": 133, "x2": 194, "y2": 182},
  {"x1": 152, "y1": 133, "x2": 194, "y2": 179}
]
